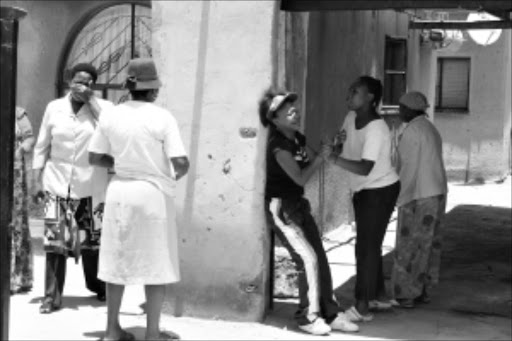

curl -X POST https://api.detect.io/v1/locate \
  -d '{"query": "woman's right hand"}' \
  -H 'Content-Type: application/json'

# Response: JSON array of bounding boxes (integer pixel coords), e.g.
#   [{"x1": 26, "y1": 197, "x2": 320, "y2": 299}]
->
[
  {"x1": 33, "y1": 179, "x2": 45, "y2": 204},
  {"x1": 319, "y1": 141, "x2": 332, "y2": 161},
  {"x1": 332, "y1": 129, "x2": 346, "y2": 154}
]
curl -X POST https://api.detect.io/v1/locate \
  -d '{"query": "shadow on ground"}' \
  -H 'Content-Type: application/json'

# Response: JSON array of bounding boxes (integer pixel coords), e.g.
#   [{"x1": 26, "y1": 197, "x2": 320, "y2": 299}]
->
[
  {"x1": 334, "y1": 205, "x2": 511, "y2": 318},
  {"x1": 28, "y1": 295, "x2": 105, "y2": 310},
  {"x1": 265, "y1": 204, "x2": 512, "y2": 338},
  {"x1": 83, "y1": 326, "x2": 147, "y2": 341}
]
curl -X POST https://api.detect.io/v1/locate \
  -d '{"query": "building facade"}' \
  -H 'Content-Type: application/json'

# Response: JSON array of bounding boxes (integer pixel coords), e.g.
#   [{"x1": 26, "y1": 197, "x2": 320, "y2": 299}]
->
[{"x1": 4, "y1": 0, "x2": 511, "y2": 321}]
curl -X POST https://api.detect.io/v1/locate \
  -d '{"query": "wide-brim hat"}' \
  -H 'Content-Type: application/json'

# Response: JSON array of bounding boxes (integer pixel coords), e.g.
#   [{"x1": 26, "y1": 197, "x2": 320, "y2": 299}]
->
[
  {"x1": 123, "y1": 58, "x2": 162, "y2": 90},
  {"x1": 399, "y1": 91, "x2": 430, "y2": 111},
  {"x1": 266, "y1": 92, "x2": 298, "y2": 119}
]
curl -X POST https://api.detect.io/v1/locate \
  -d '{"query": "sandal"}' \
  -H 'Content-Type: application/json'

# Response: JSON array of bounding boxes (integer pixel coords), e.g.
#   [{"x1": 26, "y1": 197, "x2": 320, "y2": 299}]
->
[
  {"x1": 395, "y1": 298, "x2": 415, "y2": 309},
  {"x1": 344, "y1": 306, "x2": 374, "y2": 322}
]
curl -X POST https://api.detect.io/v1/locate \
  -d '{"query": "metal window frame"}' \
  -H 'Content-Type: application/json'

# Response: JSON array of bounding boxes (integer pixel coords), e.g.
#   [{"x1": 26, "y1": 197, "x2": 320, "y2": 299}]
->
[{"x1": 435, "y1": 56, "x2": 471, "y2": 113}]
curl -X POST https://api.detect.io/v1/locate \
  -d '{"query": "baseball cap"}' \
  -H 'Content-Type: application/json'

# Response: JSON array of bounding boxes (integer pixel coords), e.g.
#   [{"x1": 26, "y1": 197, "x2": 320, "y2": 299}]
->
[{"x1": 266, "y1": 92, "x2": 298, "y2": 119}]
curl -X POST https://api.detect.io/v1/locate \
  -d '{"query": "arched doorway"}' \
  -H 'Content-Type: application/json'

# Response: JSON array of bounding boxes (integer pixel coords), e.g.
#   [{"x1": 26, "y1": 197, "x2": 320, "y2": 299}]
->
[{"x1": 58, "y1": 2, "x2": 151, "y2": 104}]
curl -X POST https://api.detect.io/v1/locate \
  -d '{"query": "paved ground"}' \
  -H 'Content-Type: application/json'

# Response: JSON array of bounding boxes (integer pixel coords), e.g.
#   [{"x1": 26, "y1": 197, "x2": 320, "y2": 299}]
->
[{"x1": 8, "y1": 177, "x2": 512, "y2": 340}]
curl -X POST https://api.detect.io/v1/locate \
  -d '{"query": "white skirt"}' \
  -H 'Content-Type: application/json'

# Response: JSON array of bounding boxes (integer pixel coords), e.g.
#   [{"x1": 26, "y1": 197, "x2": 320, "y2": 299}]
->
[{"x1": 98, "y1": 177, "x2": 180, "y2": 285}]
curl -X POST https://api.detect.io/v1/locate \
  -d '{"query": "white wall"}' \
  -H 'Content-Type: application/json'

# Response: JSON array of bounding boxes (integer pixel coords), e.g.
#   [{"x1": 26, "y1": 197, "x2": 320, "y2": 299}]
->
[
  {"x1": 152, "y1": 0, "x2": 277, "y2": 321},
  {"x1": 427, "y1": 30, "x2": 511, "y2": 182}
]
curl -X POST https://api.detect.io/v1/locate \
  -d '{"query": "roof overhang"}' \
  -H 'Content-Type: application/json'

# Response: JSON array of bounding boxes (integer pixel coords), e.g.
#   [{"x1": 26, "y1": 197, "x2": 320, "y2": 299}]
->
[
  {"x1": 280, "y1": 1, "x2": 512, "y2": 12},
  {"x1": 280, "y1": 1, "x2": 512, "y2": 29}
]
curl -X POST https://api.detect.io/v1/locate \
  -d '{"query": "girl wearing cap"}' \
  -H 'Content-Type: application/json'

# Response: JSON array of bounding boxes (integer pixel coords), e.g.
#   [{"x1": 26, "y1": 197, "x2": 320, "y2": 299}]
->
[
  {"x1": 390, "y1": 91, "x2": 448, "y2": 308},
  {"x1": 89, "y1": 58, "x2": 189, "y2": 341},
  {"x1": 259, "y1": 89, "x2": 359, "y2": 336},
  {"x1": 327, "y1": 76, "x2": 400, "y2": 322}
]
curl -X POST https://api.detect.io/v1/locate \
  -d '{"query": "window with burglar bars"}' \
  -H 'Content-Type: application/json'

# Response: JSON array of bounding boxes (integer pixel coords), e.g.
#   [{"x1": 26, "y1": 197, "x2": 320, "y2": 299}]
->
[
  {"x1": 60, "y1": 3, "x2": 151, "y2": 104},
  {"x1": 382, "y1": 36, "x2": 407, "y2": 108},
  {"x1": 435, "y1": 57, "x2": 471, "y2": 113}
]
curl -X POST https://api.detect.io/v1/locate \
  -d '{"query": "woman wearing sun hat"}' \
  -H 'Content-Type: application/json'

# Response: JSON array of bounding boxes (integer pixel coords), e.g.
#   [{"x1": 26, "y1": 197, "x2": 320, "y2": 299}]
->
[
  {"x1": 88, "y1": 58, "x2": 189, "y2": 341},
  {"x1": 390, "y1": 91, "x2": 448, "y2": 309}
]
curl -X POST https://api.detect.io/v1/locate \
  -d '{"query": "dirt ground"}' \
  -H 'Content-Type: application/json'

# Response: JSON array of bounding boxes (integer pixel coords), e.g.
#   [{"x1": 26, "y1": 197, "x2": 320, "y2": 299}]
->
[{"x1": 8, "y1": 177, "x2": 512, "y2": 340}]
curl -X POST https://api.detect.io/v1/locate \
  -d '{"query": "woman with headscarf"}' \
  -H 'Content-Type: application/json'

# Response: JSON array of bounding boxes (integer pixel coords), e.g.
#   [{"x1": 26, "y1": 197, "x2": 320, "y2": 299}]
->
[
  {"x1": 11, "y1": 106, "x2": 35, "y2": 294},
  {"x1": 390, "y1": 91, "x2": 448, "y2": 308},
  {"x1": 89, "y1": 58, "x2": 189, "y2": 341}
]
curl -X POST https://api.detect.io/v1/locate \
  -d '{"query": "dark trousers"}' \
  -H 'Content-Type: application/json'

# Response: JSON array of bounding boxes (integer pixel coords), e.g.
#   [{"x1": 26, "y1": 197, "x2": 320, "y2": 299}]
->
[
  {"x1": 266, "y1": 197, "x2": 339, "y2": 325},
  {"x1": 352, "y1": 181, "x2": 400, "y2": 303},
  {"x1": 44, "y1": 250, "x2": 105, "y2": 307}
]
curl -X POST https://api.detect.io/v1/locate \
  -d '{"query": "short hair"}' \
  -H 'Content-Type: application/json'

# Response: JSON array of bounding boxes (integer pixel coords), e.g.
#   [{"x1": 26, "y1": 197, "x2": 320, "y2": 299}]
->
[
  {"x1": 356, "y1": 76, "x2": 382, "y2": 108},
  {"x1": 70, "y1": 63, "x2": 98, "y2": 83},
  {"x1": 258, "y1": 88, "x2": 293, "y2": 127}
]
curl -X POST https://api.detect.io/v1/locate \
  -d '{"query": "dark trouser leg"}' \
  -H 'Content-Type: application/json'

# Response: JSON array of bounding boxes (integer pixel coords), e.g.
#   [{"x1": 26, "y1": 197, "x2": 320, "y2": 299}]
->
[
  {"x1": 353, "y1": 182, "x2": 400, "y2": 311},
  {"x1": 75, "y1": 198, "x2": 105, "y2": 296},
  {"x1": 299, "y1": 200, "x2": 340, "y2": 324},
  {"x1": 44, "y1": 252, "x2": 66, "y2": 307},
  {"x1": 266, "y1": 198, "x2": 323, "y2": 325},
  {"x1": 81, "y1": 248, "x2": 105, "y2": 295}
]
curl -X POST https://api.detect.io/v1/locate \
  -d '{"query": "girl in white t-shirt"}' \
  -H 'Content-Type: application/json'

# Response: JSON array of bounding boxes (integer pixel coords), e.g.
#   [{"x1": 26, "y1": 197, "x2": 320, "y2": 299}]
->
[{"x1": 327, "y1": 76, "x2": 400, "y2": 322}]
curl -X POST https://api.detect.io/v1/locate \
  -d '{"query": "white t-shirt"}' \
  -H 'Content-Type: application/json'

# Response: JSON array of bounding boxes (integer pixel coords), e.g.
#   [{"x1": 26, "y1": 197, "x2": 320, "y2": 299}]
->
[
  {"x1": 88, "y1": 101, "x2": 187, "y2": 197},
  {"x1": 341, "y1": 111, "x2": 399, "y2": 192}
]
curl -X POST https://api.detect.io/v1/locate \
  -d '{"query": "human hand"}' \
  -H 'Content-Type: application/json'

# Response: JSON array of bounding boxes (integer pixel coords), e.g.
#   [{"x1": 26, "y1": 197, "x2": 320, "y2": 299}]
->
[
  {"x1": 319, "y1": 142, "x2": 332, "y2": 161},
  {"x1": 70, "y1": 83, "x2": 94, "y2": 103},
  {"x1": 93, "y1": 203, "x2": 105, "y2": 221},
  {"x1": 33, "y1": 180, "x2": 46, "y2": 204},
  {"x1": 334, "y1": 129, "x2": 347, "y2": 145}
]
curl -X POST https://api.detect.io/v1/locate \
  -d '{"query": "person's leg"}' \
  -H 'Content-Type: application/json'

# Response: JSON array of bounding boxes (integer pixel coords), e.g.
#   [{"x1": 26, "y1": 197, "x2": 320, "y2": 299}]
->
[
  {"x1": 372, "y1": 182, "x2": 400, "y2": 301},
  {"x1": 297, "y1": 198, "x2": 339, "y2": 323},
  {"x1": 41, "y1": 252, "x2": 66, "y2": 312},
  {"x1": 144, "y1": 284, "x2": 166, "y2": 339},
  {"x1": 352, "y1": 184, "x2": 398, "y2": 315},
  {"x1": 265, "y1": 199, "x2": 309, "y2": 317},
  {"x1": 268, "y1": 198, "x2": 330, "y2": 334},
  {"x1": 76, "y1": 198, "x2": 106, "y2": 299},
  {"x1": 352, "y1": 191, "x2": 373, "y2": 315},
  {"x1": 81, "y1": 247, "x2": 106, "y2": 300},
  {"x1": 42, "y1": 252, "x2": 57, "y2": 304},
  {"x1": 103, "y1": 282, "x2": 126, "y2": 340},
  {"x1": 391, "y1": 203, "x2": 418, "y2": 302}
]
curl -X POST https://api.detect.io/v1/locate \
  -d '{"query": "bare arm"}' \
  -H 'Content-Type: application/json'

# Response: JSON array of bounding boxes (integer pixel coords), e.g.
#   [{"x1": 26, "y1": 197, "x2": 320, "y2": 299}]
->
[
  {"x1": 88, "y1": 152, "x2": 115, "y2": 169},
  {"x1": 275, "y1": 149, "x2": 324, "y2": 187},
  {"x1": 171, "y1": 156, "x2": 190, "y2": 181},
  {"x1": 329, "y1": 154, "x2": 374, "y2": 176},
  {"x1": 87, "y1": 96, "x2": 102, "y2": 121}
]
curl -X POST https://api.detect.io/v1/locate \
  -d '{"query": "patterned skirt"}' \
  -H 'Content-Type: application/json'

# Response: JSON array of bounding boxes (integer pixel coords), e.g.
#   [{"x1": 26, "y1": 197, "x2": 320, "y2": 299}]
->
[
  {"x1": 391, "y1": 194, "x2": 447, "y2": 299},
  {"x1": 43, "y1": 194, "x2": 101, "y2": 263},
  {"x1": 11, "y1": 154, "x2": 33, "y2": 293}
]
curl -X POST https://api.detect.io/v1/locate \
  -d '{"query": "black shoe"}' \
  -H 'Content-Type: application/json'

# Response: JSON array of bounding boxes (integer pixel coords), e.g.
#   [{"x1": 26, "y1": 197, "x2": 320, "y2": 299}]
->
[
  {"x1": 97, "y1": 292, "x2": 106, "y2": 302},
  {"x1": 39, "y1": 301, "x2": 60, "y2": 314}
]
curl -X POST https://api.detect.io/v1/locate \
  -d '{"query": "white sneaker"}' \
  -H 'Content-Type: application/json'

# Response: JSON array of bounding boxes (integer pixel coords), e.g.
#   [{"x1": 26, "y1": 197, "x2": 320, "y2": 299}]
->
[
  {"x1": 298, "y1": 317, "x2": 332, "y2": 335},
  {"x1": 345, "y1": 306, "x2": 374, "y2": 322},
  {"x1": 330, "y1": 313, "x2": 360, "y2": 332}
]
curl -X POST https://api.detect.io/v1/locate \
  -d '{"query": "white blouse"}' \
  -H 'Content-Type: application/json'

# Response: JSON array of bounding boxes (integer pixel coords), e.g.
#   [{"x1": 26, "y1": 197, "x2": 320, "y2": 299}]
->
[
  {"x1": 341, "y1": 111, "x2": 399, "y2": 193},
  {"x1": 88, "y1": 101, "x2": 187, "y2": 198}
]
